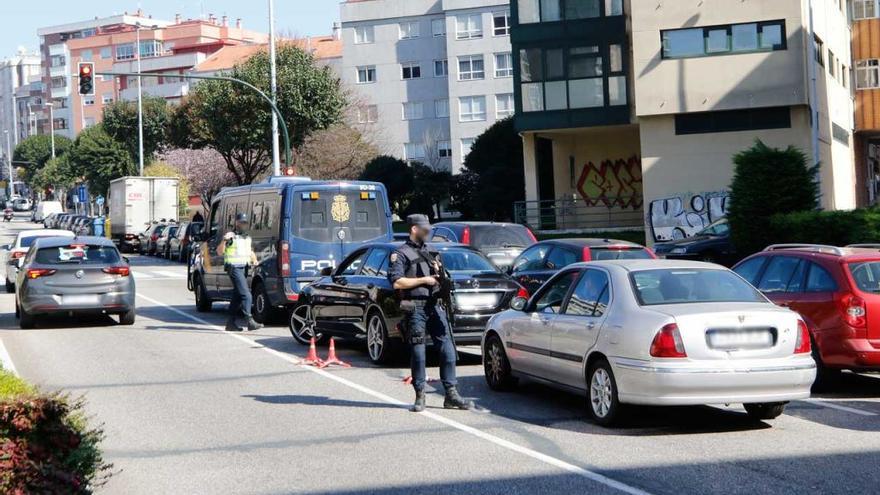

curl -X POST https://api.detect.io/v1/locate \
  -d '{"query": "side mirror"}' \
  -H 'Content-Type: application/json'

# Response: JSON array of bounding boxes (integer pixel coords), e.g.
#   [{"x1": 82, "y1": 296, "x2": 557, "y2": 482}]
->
[
  {"x1": 510, "y1": 296, "x2": 528, "y2": 312},
  {"x1": 320, "y1": 267, "x2": 333, "y2": 277},
  {"x1": 0, "y1": 244, "x2": 9, "y2": 251},
  {"x1": 122, "y1": 256, "x2": 131, "y2": 264}
]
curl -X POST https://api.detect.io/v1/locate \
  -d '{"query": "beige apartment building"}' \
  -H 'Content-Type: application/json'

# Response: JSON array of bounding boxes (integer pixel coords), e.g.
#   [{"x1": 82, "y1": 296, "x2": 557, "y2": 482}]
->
[{"x1": 512, "y1": 0, "x2": 856, "y2": 242}]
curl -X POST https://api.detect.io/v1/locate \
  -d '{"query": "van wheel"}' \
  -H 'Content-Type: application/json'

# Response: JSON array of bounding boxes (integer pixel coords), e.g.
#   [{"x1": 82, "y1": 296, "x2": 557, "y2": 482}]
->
[
  {"x1": 484, "y1": 334, "x2": 517, "y2": 391},
  {"x1": 744, "y1": 402, "x2": 786, "y2": 420},
  {"x1": 289, "y1": 304, "x2": 323, "y2": 345},
  {"x1": 252, "y1": 281, "x2": 274, "y2": 324},
  {"x1": 587, "y1": 358, "x2": 623, "y2": 426},
  {"x1": 365, "y1": 311, "x2": 393, "y2": 364},
  {"x1": 194, "y1": 275, "x2": 213, "y2": 312}
]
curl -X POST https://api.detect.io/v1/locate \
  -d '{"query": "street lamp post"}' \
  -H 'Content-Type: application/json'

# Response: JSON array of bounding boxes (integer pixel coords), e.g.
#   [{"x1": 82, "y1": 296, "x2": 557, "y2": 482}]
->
[
  {"x1": 4, "y1": 130, "x2": 13, "y2": 199},
  {"x1": 136, "y1": 23, "x2": 145, "y2": 176},
  {"x1": 45, "y1": 102, "x2": 55, "y2": 159},
  {"x1": 268, "y1": 0, "x2": 281, "y2": 176}
]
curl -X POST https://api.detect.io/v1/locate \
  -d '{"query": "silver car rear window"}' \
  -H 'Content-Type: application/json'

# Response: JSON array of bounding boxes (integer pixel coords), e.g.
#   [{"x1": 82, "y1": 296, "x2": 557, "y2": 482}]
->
[
  {"x1": 631, "y1": 268, "x2": 765, "y2": 305},
  {"x1": 35, "y1": 245, "x2": 120, "y2": 265}
]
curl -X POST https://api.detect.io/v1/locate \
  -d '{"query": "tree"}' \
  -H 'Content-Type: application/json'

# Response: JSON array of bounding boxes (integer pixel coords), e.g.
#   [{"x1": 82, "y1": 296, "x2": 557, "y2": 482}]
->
[
  {"x1": 158, "y1": 148, "x2": 236, "y2": 207},
  {"x1": 296, "y1": 123, "x2": 379, "y2": 179},
  {"x1": 30, "y1": 155, "x2": 77, "y2": 199},
  {"x1": 102, "y1": 95, "x2": 170, "y2": 164},
  {"x1": 13, "y1": 134, "x2": 73, "y2": 180},
  {"x1": 406, "y1": 163, "x2": 452, "y2": 221},
  {"x1": 171, "y1": 43, "x2": 346, "y2": 185},
  {"x1": 68, "y1": 124, "x2": 134, "y2": 195},
  {"x1": 727, "y1": 140, "x2": 819, "y2": 256},
  {"x1": 360, "y1": 155, "x2": 413, "y2": 217},
  {"x1": 452, "y1": 118, "x2": 525, "y2": 221}
]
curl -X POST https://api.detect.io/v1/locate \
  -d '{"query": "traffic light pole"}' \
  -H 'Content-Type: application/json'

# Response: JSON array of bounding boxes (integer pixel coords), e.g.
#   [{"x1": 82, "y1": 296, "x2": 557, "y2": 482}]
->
[{"x1": 94, "y1": 71, "x2": 293, "y2": 169}]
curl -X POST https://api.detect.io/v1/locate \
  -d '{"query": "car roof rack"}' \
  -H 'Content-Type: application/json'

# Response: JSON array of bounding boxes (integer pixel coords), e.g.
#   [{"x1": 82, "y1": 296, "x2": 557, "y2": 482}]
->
[
  {"x1": 763, "y1": 243, "x2": 844, "y2": 255},
  {"x1": 846, "y1": 243, "x2": 880, "y2": 249}
]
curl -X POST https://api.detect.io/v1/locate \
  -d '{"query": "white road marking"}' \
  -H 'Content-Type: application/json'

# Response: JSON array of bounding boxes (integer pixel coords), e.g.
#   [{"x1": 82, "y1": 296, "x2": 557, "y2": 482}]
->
[
  {"x1": 132, "y1": 271, "x2": 154, "y2": 279},
  {"x1": 0, "y1": 337, "x2": 19, "y2": 375},
  {"x1": 801, "y1": 399, "x2": 878, "y2": 416},
  {"x1": 153, "y1": 270, "x2": 185, "y2": 278},
  {"x1": 135, "y1": 292, "x2": 652, "y2": 495}
]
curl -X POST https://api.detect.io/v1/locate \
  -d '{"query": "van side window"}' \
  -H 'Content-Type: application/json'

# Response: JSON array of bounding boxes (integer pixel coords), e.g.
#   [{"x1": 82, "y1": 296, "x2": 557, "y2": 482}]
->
[
  {"x1": 264, "y1": 202, "x2": 274, "y2": 230},
  {"x1": 251, "y1": 202, "x2": 263, "y2": 230},
  {"x1": 208, "y1": 202, "x2": 221, "y2": 238}
]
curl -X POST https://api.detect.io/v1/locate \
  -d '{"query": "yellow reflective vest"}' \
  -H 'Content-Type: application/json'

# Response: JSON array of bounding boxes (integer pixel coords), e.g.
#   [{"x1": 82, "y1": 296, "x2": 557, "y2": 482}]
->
[{"x1": 224, "y1": 235, "x2": 252, "y2": 266}]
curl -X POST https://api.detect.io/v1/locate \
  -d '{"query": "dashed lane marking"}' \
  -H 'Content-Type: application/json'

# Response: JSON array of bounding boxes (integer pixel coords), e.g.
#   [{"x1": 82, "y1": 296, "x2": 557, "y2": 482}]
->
[
  {"x1": 801, "y1": 398, "x2": 878, "y2": 416},
  {"x1": 135, "y1": 292, "x2": 653, "y2": 495}
]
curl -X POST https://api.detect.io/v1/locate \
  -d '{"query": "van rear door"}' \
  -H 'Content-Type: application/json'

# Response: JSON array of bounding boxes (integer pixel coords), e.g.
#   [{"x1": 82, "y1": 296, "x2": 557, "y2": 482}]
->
[{"x1": 333, "y1": 186, "x2": 389, "y2": 257}]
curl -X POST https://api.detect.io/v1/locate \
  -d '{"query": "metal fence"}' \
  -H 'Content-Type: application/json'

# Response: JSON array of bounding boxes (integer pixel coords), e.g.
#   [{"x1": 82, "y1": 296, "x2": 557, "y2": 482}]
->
[{"x1": 514, "y1": 198, "x2": 644, "y2": 231}]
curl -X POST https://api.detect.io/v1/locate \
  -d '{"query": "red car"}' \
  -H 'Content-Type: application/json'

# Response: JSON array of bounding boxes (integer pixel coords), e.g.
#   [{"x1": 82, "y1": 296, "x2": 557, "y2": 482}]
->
[{"x1": 733, "y1": 244, "x2": 880, "y2": 383}]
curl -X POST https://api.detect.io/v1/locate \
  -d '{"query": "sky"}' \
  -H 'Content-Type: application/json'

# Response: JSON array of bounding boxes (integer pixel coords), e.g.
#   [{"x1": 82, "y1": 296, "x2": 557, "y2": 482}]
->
[{"x1": 1, "y1": 1, "x2": 341, "y2": 57}]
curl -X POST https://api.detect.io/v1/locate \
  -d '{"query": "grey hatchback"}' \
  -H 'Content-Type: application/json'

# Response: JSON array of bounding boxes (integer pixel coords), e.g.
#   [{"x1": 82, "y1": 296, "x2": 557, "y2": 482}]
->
[{"x1": 15, "y1": 236, "x2": 135, "y2": 328}]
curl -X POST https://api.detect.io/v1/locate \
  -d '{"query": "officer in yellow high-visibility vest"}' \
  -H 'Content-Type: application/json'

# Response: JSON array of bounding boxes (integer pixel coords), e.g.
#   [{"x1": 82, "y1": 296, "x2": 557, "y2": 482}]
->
[{"x1": 216, "y1": 213, "x2": 262, "y2": 332}]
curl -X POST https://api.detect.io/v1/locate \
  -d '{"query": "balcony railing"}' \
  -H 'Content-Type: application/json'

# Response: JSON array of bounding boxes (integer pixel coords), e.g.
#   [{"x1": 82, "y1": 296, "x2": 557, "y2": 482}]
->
[{"x1": 514, "y1": 197, "x2": 644, "y2": 231}]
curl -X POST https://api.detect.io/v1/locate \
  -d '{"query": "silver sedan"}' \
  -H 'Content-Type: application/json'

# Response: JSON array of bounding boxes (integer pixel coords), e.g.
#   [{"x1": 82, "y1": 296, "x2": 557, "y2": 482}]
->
[{"x1": 482, "y1": 260, "x2": 816, "y2": 425}]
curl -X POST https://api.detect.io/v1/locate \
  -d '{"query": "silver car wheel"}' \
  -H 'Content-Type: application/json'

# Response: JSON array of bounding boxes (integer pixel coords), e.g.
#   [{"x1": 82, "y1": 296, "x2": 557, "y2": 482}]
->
[
  {"x1": 590, "y1": 368, "x2": 613, "y2": 418},
  {"x1": 366, "y1": 315, "x2": 385, "y2": 361},
  {"x1": 291, "y1": 305, "x2": 317, "y2": 341},
  {"x1": 487, "y1": 342, "x2": 504, "y2": 383}
]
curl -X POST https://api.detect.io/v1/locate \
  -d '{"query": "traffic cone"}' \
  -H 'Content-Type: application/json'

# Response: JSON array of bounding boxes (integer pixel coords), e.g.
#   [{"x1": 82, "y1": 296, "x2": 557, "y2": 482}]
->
[
  {"x1": 402, "y1": 375, "x2": 436, "y2": 385},
  {"x1": 320, "y1": 337, "x2": 351, "y2": 368},
  {"x1": 303, "y1": 337, "x2": 325, "y2": 367}
]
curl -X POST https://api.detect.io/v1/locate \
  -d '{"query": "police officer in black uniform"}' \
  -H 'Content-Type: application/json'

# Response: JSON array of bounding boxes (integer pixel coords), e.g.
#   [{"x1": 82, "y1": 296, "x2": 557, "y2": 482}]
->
[{"x1": 389, "y1": 214, "x2": 473, "y2": 412}]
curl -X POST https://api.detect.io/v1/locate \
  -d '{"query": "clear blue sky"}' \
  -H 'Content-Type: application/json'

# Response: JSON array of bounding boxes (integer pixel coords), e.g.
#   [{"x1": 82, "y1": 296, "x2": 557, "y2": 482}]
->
[{"x1": 1, "y1": 1, "x2": 340, "y2": 58}]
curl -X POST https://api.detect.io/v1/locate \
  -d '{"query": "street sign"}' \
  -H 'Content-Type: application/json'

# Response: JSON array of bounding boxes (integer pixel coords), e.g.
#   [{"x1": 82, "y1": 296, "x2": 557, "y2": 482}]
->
[{"x1": 77, "y1": 185, "x2": 88, "y2": 204}]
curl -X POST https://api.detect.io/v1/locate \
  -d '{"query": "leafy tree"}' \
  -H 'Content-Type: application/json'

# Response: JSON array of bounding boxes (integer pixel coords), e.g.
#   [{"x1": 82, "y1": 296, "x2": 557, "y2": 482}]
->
[
  {"x1": 727, "y1": 140, "x2": 819, "y2": 256},
  {"x1": 406, "y1": 163, "x2": 452, "y2": 221},
  {"x1": 68, "y1": 125, "x2": 134, "y2": 195},
  {"x1": 30, "y1": 155, "x2": 77, "y2": 199},
  {"x1": 453, "y1": 118, "x2": 525, "y2": 220},
  {"x1": 158, "y1": 148, "x2": 236, "y2": 207},
  {"x1": 13, "y1": 134, "x2": 73, "y2": 180},
  {"x1": 297, "y1": 123, "x2": 379, "y2": 180},
  {"x1": 171, "y1": 44, "x2": 345, "y2": 185},
  {"x1": 360, "y1": 155, "x2": 413, "y2": 217},
  {"x1": 102, "y1": 95, "x2": 169, "y2": 164}
]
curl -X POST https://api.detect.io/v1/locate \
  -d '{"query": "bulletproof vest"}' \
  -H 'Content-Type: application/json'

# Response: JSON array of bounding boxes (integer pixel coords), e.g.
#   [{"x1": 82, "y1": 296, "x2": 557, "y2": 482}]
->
[{"x1": 398, "y1": 242, "x2": 438, "y2": 299}]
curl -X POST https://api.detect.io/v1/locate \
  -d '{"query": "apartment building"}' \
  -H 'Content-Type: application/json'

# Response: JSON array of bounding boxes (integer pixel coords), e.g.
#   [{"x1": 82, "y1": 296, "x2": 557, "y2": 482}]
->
[
  {"x1": 340, "y1": 0, "x2": 513, "y2": 173},
  {"x1": 852, "y1": 0, "x2": 880, "y2": 205},
  {"x1": 512, "y1": 0, "x2": 855, "y2": 242},
  {"x1": 0, "y1": 50, "x2": 41, "y2": 146}
]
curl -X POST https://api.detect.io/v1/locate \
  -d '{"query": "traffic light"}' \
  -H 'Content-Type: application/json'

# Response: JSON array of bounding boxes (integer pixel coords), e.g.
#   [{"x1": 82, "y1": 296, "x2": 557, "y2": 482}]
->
[{"x1": 78, "y1": 62, "x2": 94, "y2": 96}]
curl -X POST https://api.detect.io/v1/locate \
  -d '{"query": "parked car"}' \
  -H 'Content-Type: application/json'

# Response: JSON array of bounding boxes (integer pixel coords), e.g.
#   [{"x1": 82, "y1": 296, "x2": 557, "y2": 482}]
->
[
  {"x1": 12, "y1": 198, "x2": 32, "y2": 212},
  {"x1": 3, "y1": 229, "x2": 75, "y2": 292},
  {"x1": 291, "y1": 242, "x2": 526, "y2": 364},
  {"x1": 169, "y1": 221, "x2": 202, "y2": 262},
  {"x1": 139, "y1": 222, "x2": 169, "y2": 255},
  {"x1": 430, "y1": 222, "x2": 536, "y2": 269},
  {"x1": 33, "y1": 200, "x2": 63, "y2": 223},
  {"x1": 156, "y1": 224, "x2": 179, "y2": 258},
  {"x1": 483, "y1": 259, "x2": 815, "y2": 425},
  {"x1": 42, "y1": 213, "x2": 59, "y2": 229},
  {"x1": 15, "y1": 236, "x2": 135, "y2": 328},
  {"x1": 732, "y1": 244, "x2": 880, "y2": 384},
  {"x1": 653, "y1": 219, "x2": 735, "y2": 265},
  {"x1": 509, "y1": 238, "x2": 655, "y2": 295}
]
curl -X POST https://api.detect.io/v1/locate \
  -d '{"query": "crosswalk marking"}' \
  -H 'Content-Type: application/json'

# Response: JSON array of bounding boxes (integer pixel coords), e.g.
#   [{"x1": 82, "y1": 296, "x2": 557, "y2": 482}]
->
[
  {"x1": 132, "y1": 270, "x2": 153, "y2": 279},
  {"x1": 154, "y1": 270, "x2": 184, "y2": 278},
  {"x1": 131, "y1": 269, "x2": 186, "y2": 280}
]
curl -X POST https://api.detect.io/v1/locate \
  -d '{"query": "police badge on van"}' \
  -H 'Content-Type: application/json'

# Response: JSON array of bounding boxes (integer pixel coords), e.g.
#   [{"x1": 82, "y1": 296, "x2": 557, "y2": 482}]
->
[{"x1": 331, "y1": 195, "x2": 350, "y2": 223}]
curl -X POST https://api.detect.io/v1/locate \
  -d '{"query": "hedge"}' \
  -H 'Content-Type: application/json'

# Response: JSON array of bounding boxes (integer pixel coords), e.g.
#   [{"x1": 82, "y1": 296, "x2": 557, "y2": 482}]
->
[{"x1": 767, "y1": 209, "x2": 880, "y2": 248}]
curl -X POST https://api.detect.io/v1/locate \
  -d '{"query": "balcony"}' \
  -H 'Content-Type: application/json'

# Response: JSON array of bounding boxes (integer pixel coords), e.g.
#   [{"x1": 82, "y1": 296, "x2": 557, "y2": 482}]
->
[
  {"x1": 48, "y1": 44, "x2": 67, "y2": 56},
  {"x1": 49, "y1": 65, "x2": 67, "y2": 78},
  {"x1": 112, "y1": 52, "x2": 205, "y2": 74},
  {"x1": 50, "y1": 86, "x2": 70, "y2": 99}
]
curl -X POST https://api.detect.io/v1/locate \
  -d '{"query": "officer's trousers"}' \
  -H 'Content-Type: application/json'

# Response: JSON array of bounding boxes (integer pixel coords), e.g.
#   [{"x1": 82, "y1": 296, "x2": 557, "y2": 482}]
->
[
  {"x1": 405, "y1": 300, "x2": 457, "y2": 392},
  {"x1": 226, "y1": 264, "x2": 252, "y2": 327}
]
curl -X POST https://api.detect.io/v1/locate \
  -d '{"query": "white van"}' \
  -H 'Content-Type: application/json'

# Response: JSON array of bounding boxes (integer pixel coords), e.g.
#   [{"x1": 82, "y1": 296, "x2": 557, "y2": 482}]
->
[{"x1": 33, "y1": 201, "x2": 63, "y2": 222}]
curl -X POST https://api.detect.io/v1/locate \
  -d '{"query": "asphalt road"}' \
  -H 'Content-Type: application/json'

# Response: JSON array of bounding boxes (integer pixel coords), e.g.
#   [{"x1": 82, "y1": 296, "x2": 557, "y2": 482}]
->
[{"x1": 2, "y1": 213, "x2": 880, "y2": 494}]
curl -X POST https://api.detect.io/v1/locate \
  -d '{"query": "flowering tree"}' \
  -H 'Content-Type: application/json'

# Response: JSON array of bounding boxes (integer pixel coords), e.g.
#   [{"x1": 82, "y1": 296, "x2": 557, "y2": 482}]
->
[{"x1": 158, "y1": 148, "x2": 236, "y2": 207}]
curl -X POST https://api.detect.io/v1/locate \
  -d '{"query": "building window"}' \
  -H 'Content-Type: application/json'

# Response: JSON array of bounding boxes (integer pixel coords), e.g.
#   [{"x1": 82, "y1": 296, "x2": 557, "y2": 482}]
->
[
  {"x1": 83, "y1": 96, "x2": 95, "y2": 106},
  {"x1": 833, "y1": 122, "x2": 850, "y2": 145},
  {"x1": 81, "y1": 28, "x2": 96, "y2": 38},
  {"x1": 856, "y1": 60, "x2": 880, "y2": 89},
  {"x1": 518, "y1": 0, "x2": 622, "y2": 24},
  {"x1": 674, "y1": 106, "x2": 791, "y2": 135},
  {"x1": 102, "y1": 94, "x2": 113, "y2": 104},
  {"x1": 520, "y1": 45, "x2": 623, "y2": 112},
  {"x1": 459, "y1": 96, "x2": 487, "y2": 122},
  {"x1": 50, "y1": 76, "x2": 66, "y2": 88},
  {"x1": 139, "y1": 40, "x2": 164, "y2": 58},
  {"x1": 438, "y1": 140, "x2": 452, "y2": 158},
  {"x1": 100, "y1": 74, "x2": 113, "y2": 82},
  {"x1": 435, "y1": 99, "x2": 450, "y2": 118},
  {"x1": 814, "y1": 36, "x2": 825, "y2": 67},
  {"x1": 461, "y1": 138, "x2": 475, "y2": 158},
  {"x1": 116, "y1": 43, "x2": 136, "y2": 60},
  {"x1": 50, "y1": 55, "x2": 65, "y2": 67},
  {"x1": 493, "y1": 12, "x2": 510, "y2": 36},
  {"x1": 661, "y1": 20, "x2": 786, "y2": 59},
  {"x1": 100, "y1": 47, "x2": 112, "y2": 59},
  {"x1": 458, "y1": 55, "x2": 485, "y2": 80},
  {"x1": 854, "y1": 0, "x2": 879, "y2": 19},
  {"x1": 829, "y1": 51, "x2": 836, "y2": 78},
  {"x1": 456, "y1": 14, "x2": 482, "y2": 40},
  {"x1": 357, "y1": 66, "x2": 376, "y2": 84},
  {"x1": 402, "y1": 102, "x2": 424, "y2": 120},
  {"x1": 434, "y1": 59, "x2": 448, "y2": 77},
  {"x1": 399, "y1": 21, "x2": 420, "y2": 40},
  {"x1": 432, "y1": 18, "x2": 446, "y2": 37},
  {"x1": 494, "y1": 53, "x2": 513, "y2": 77},
  {"x1": 357, "y1": 105, "x2": 378, "y2": 123},
  {"x1": 354, "y1": 25, "x2": 374, "y2": 44},
  {"x1": 402, "y1": 62, "x2": 422, "y2": 80},
  {"x1": 53, "y1": 118, "x2": 68, "y2": 130},
  {"x1": 496, "y1": 93, "x2": 514, "y2": 118},
  {"x1": 81, "y1": 50, "x2": 93, "y2": 61},
  {"x1": 404, "y1": 143, "x2": 425, "y2": 160}
]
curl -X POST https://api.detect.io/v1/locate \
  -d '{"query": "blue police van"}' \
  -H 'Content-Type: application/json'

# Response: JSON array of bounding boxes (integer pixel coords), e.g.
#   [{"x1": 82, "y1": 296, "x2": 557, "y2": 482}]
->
[{"x1": 189, "y1": 177, "x2": 393, "y2": 323}]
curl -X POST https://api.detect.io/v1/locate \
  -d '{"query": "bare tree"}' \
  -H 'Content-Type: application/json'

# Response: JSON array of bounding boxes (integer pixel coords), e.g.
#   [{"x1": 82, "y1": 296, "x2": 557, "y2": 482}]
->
[{"x1": 296, "y1": 123, "x2": 380, "y2": 179}]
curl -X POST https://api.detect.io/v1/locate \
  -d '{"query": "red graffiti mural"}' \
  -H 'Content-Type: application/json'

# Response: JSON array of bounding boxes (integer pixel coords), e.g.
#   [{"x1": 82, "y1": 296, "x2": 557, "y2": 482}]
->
[{"x1": 576, "y1": 156, "x2": 643, "y2": 209}]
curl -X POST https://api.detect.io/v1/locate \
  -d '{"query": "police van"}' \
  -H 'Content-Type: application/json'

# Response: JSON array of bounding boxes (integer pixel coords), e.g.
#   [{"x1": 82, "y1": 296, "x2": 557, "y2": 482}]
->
[{"x1": 190, "y1": 177, "x2": 393, "y2": 322}]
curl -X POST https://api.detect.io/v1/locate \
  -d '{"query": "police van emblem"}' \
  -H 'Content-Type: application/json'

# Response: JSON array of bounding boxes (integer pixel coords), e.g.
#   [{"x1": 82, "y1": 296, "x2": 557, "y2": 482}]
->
[
  {"x1": 331, "y1": 195, "x2": 350, "y2": 223},
  {"x1": 390, "y1": 252, "x2": 398, "y2": 263}
]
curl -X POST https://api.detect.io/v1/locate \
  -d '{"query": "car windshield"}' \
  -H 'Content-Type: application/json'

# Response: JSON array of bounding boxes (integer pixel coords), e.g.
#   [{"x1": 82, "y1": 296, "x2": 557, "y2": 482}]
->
[
  {"x1": 34, "y1": 244, "x2": 121, "y2": 265},
  {"x1": 438, "y1": 249, "x2": 499, "y2": 273},
  {"x1": 696, "y1": 220, "x2": 730, "y2": 237},
  {"x1": 591, "y1": 247, "x2": 652, "y2": 261},
  {"x1": 631, "y1": 268, "x2": 765, "y2": 305},
  {"x1": 848, "y1": 261, "x2": 880, "y2": 293},
  {"x1": 470, "y1": 225, "x2": 533, "y2": 248}
]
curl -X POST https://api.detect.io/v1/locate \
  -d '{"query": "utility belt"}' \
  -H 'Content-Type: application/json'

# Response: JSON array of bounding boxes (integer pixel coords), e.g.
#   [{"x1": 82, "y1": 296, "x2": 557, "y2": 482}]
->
[{"x1": 400, "y1": 296, "x2": 442, "y2": 313}]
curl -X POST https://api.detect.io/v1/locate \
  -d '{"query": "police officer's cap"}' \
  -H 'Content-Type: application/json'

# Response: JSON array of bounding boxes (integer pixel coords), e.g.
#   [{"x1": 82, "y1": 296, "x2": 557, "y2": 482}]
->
[
  {"x1": 407, "y1": 214, "x2": 431, "y2": 229},
  {"x1": 235, "y1": 213, "x2": 249, "y2": 224}
]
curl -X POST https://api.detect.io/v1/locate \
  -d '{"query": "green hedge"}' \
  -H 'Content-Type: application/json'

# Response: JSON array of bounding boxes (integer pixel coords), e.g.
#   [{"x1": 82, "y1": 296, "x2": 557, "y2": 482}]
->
[{"x1": 767, "y1": 209, "x2": 880, "y2": 247}]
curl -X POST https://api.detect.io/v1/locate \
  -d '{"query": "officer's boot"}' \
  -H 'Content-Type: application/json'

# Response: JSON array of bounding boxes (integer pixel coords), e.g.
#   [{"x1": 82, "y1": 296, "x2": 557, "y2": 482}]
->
[
  {"x1": 225, "y1": 319, "x2": 243, "y2": 332},
  {"x1": 443, "y1": 387, "x2": 473, "y2": 410},
  {"x1": 411, "y1": 389, "x2": 426, "y2": 413},
  {"x1": 247, "y1": 318, "x2": 264, "y2": 331}
]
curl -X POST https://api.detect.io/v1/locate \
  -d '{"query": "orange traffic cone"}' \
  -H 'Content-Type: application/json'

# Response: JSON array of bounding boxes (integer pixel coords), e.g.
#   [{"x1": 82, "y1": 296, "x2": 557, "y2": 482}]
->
[
  {"x1": 402, "y1": 375, "x2": 436, "y2": 385},
  {"x1": 303, "y1": 337, "x2": 325, "y2": 367},
  {"x1": 320, "y1": 337, "x2": 351, "y2": 368}
]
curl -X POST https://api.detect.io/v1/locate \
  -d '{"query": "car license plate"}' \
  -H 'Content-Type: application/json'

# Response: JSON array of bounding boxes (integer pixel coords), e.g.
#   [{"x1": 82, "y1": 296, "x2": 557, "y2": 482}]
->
[
  {"x1": 708, "y1": 329, "x2": 774, "y2": 350},
  {"x1": 455, "y1": 293, "x2": 497, "y2": 309},
  {"x1": 63, "y1": 294, "x2": 100, "y2": 306}
]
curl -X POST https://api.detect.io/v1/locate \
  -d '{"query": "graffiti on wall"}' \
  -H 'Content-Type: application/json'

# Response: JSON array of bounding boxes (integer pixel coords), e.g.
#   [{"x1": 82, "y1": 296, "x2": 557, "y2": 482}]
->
[
  {"x1": 576, "y1": 156, "x2": 643, "y2": 210},
  {"x1": 648, "y1": 192, "x2": 730, "y2": 242}
]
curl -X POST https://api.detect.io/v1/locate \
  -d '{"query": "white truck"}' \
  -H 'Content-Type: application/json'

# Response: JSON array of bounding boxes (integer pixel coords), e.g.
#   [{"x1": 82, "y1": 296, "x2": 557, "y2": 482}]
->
[{"x1": 109, "y1": 177, "x2": 179, "y2": 252}]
